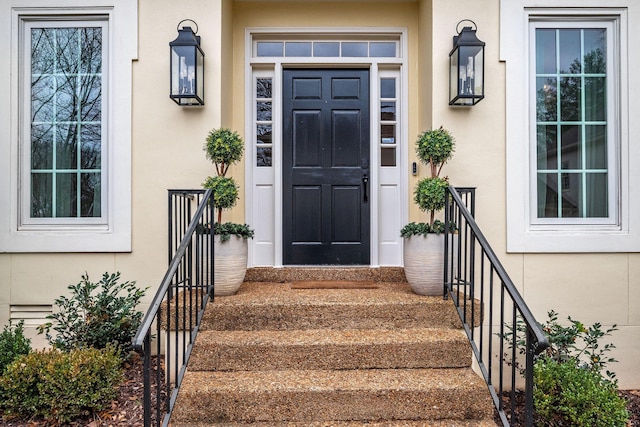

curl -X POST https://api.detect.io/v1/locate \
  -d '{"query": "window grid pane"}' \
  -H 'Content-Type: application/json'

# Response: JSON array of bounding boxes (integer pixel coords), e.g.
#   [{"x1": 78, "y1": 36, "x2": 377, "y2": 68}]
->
[
  {"x1": 380, "y1": 77, "x2": 397, "y2": 167},
  {"x1": 256, "y1": 77, "x2": 273, "y2": 167},
  {"x1": 535, "y1": 28, "x2": 608, "y2": 219},
  {"x1": 30, "y1": 26, "x2": 103, "y2": 218},
  {"x1": 255, "y1": 40, "x2": 398, "y2": 58}
]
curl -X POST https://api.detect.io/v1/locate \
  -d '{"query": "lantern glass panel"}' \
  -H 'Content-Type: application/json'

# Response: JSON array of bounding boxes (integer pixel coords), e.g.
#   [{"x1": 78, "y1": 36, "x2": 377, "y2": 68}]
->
[
  {"x1": 450, "y1": 45, "x2": 484, "y2": 105},
  {"x1": 195, "y1": 48, "x2": 204, "y2": 100},
  {"x1": 449, "y1": 50, "x2": 459, "y2": 101},
  {"x1": 458, "y1": 45, "x2": 482, "y2": 96},
  {"x1": 172, "y1": 46, "x2": 198, "y2": 97}
]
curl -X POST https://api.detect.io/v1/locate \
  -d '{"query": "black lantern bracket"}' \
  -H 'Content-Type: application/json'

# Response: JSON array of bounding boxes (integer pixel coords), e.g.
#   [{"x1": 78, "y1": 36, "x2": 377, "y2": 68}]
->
[
  {"x1": 170, "y1": 19, "x2": 205, "y2": 106},
  {"x1": 449, "y1": 19, "x2": 485, "y2": 106}
]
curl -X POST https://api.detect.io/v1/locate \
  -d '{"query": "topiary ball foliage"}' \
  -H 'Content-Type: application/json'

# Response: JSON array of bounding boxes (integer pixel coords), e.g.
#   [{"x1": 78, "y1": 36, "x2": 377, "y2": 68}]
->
[
  {"x1": 202, "y1": 176, "x2": 239, "y2": 210},
  {"x1": 416, "y1": 127, "x2": 455, "y2": 170},
  {"x1": 204, "y1": 128, "x2": 244, "y2": 176},
  {"x1": 414, "y1": 176, "x2": 449, "y2": 213}
]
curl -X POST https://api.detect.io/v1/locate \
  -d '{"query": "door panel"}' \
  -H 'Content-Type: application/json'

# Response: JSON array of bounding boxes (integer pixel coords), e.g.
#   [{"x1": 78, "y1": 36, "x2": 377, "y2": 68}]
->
[{"x1": 283, "y1": 69, "x2": 370, "y2": 265}]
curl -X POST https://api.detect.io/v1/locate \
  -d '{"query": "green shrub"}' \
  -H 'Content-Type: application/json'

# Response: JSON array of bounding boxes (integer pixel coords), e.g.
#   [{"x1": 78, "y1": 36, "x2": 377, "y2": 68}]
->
[
  {"x1": 400, "y1": 220, "x2": 447, "y2": 237},
  {"x1": 0, "y1": 346, "x2": 123, "y2": 425},
  {"x1": 38, "y1": 272, "x2": 146, "y2": 354},
  {"x1": 0, "y1": 320, "x2": 31, "y2": 374},
  {"x1": 502, "y1": 311, "x2": 629, "y2": 426},
  {"x1": 534, "y1": 357, "x2": 629, "y2": 426},
  {"x1": 213, "y1": 222, "x2": 255, "y2": 242}
]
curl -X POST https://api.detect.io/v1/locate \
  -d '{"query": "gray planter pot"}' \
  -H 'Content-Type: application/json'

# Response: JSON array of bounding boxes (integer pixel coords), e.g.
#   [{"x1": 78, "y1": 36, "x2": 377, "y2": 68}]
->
[
  {"x1": 211, "y1": 235, "x2": 248, "y2": 296},
  {"x1": 403, "y1": 233, "x2": 456, "y2": 296}
]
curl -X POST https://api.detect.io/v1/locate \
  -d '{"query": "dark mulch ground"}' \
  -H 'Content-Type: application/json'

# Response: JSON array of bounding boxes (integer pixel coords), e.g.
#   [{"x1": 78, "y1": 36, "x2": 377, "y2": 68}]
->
[
  {"x1": 3, "y1": 358, "x2": 640, "y2": 426},
  {"x1": 495, "y1": 389, "x2": 640, "y2": 426}
]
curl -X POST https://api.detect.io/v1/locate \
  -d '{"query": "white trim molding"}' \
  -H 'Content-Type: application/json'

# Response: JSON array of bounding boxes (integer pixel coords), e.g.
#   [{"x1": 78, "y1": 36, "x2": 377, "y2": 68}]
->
[
  {"x1": 0, "y1": 0, "x2": 137, "y2": 252},
  {"x1": 501, "y1": 0, "x2": 639, "y2": 252}
]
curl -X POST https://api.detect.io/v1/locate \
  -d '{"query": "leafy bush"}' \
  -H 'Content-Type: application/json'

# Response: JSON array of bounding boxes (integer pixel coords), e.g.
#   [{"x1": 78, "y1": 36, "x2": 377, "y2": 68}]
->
[
  {"x1": 38, "y1": 272, "x2": 146, "y2": 354},
  {"x1": 0, "y1": 346, "x2": 123, "y2": 425},
  {"x1": 0, "y1": 320, "x2": 31, "y2": 374},
  {"x1": 534, "y1": 357, "x2": 629, "y2": 426},
  {"x1": 400, "y1": 220, "x2": 447, "y2": 237},
  {"x1": 538, "y1": 310, "x2": 619, "y2": 380},
  {"x1": 505, "y1": 310, "x2": 619, "y2": 380},
  {"x1": 502, "y1": 310, "x2": 629, "y2": 426},
  {"x1": 213, "y1": 222, "x2": 255, "y2": 242}
]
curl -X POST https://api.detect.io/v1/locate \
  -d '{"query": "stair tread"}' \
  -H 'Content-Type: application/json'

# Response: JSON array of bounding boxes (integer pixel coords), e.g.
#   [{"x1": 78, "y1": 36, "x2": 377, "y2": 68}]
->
[
  {"x1": 189, "y1": 328, "x2": 471, "y2": 371},
  {"x1": 173, "y1": 421, "x2": 498, "y2": 426},
  {"x1": 196, "y1": 327, "x2": 467, "y2": 345},
  {"x1": 180, "y1": 368, "x2": 487, "y2": 392},
  {"x1": 212, "y1": 282, "x2": 443, "y2": 306},
  {"x1": 174, "y1": 368, "x2": 494, "y2": 423},
  {"x1": 202, "y1": 282, "x2": 470, "y2": 331}
]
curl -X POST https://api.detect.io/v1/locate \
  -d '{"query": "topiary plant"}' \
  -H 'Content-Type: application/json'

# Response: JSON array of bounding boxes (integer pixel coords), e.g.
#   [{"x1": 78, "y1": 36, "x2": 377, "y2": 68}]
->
[
  {"x1": 401, "y1": 127, "x2": 455, "y2": 236},
  {"x1": 202, "y1": 128, "x2": 253, "y2": 239}
]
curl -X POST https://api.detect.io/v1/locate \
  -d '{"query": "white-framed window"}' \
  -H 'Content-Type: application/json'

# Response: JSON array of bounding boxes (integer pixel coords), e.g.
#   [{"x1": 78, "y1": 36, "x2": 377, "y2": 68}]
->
[
  {"x1": 23, "y1": 20, "x2": 107, "y2": 225},
  {"x1": 531, "y1": 21, "x2": 616, "y2": 225},
  {"x1": 0, "y1": 2, "x2": 137, "y2": 252},
  {"x1": 502, "y1": 2, "x2": 638, "y2": 252}
]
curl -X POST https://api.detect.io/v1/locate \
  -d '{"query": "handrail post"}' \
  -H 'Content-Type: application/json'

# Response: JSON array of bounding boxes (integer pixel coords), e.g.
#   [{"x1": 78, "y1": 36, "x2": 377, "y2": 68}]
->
[
  {"x1": 525, "y1": 327, "x2": 536, "y2": 427},
  {"x1": 444, "y1": 189, "x2": 451, "y2": 299},
  {"x1": 142, "y1": 334, "x2": 151, "y2": 427}
]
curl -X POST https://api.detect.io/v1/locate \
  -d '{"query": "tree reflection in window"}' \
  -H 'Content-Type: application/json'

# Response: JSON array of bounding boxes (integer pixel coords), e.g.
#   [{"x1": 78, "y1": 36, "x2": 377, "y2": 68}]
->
[
  {"x1": 30, "y1": 27, "x2": 102, "y2": 218},
  {"x1": 535, "y1": 28, "x2": 608, "y2": 219}
]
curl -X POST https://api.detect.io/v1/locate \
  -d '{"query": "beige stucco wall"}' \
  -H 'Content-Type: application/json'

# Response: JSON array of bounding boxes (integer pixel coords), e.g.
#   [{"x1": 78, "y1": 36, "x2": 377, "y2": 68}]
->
[
  {"x1": 0, "y1": 0, "x2": 228, "y2": 346},
  {"x1": 1, "y1": 0, "x2": 638, "y2": 388},
  {"x1": 421, "y1": 0, "x2": 640, "y2": 388}
]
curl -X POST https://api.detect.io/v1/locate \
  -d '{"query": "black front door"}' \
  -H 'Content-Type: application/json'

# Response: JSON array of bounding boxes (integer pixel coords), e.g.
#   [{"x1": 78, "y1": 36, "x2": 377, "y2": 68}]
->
[{"x1": 283, "y1": 69, "x2": 370, "y2": 265}]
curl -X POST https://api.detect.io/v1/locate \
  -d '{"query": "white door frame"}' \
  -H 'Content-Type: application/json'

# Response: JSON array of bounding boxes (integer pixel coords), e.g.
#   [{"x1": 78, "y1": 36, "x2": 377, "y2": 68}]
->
[{"x1": 244, "y1": 28, "x2": 408, "y2": 267}]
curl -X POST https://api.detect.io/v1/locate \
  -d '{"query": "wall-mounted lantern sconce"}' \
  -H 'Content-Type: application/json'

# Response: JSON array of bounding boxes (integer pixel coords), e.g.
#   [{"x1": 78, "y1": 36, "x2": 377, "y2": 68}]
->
[
  {"x1": 170, "y1": 19, "x2": 204, "y2": 106},
  {"x1": 449, "y1": 20, "x2": 485, "y2": 106}
]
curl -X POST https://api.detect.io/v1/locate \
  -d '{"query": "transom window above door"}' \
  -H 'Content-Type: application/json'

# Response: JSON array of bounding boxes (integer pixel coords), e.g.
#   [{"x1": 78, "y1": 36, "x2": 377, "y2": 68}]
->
[{"x1": 255, "y1": 40, "x2": 398, "y2": 58}]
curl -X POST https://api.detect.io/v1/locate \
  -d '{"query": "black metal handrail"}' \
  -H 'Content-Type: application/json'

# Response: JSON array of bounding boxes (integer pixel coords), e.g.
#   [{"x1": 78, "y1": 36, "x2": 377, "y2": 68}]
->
[
  {"x1": 132, "y1": 189, "x2": 215, "y2": 427},
  {"x1": 444, "y1": 186, "x2": 549, "y2": 427}
]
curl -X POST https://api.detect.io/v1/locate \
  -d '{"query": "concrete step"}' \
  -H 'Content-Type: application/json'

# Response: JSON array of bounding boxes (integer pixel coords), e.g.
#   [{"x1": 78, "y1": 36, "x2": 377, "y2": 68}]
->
[
  {"x1": 244, "y1": 267, "x2": 407, "y2": 283},
  {"x1": 188, "y1": 328, "x2": 471, "y2": 372},
  {"x1": 171, "y1": 368, "x2": 494, "y2": 424},
  {"x1": 202, "y1": 282, "x2": 465, "y2": 331},
  {"x1": 172, "y1": 420, "x2": 498, "y2": 426}
]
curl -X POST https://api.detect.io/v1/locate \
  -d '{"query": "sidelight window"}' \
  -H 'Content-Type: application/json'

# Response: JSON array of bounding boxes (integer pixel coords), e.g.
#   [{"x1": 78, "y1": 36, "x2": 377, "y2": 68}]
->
[
  {"x1": 255, "y1": 77, "x2": 273, "y2": 167},
  {"x1": 379, "y1": 76, "x2": 398, "y2": 167}
]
